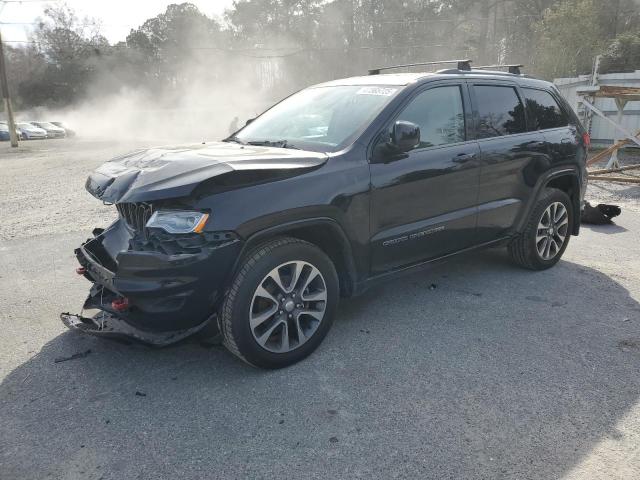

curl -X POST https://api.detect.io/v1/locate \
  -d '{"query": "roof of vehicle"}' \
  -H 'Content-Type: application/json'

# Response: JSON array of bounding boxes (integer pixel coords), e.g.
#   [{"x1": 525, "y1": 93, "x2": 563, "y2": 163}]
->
[
  {"x1": 314, "y1": 69, "x2": 554, "y2": 90},
  {"x1": 316, "y1": 73, "x2": 435, "y2": 87}
]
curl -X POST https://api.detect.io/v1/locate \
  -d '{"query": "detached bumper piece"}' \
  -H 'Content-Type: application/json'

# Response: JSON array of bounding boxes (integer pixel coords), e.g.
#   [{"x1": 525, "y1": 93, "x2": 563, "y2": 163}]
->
[{"x1": 60, "y1": 311, "x2": 209, "y2": 346}]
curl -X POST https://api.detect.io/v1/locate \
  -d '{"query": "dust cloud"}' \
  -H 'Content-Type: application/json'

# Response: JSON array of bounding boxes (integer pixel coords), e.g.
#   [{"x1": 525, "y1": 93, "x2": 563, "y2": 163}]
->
[{"x1": 18, "y1": 63, "x2": 281, "y2": 143}]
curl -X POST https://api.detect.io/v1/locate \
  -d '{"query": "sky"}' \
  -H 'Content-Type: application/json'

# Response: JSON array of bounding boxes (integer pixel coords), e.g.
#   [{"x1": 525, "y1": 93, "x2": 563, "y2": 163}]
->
[{"x1": 0, "y1": 0, "x2": 235, "y2": 44}]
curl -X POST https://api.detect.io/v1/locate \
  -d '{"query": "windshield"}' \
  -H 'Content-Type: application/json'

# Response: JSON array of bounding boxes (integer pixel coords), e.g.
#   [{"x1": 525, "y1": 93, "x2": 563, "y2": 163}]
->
[
  {"x1": 234, "y1": 85, "x2": 400, "y2": 152},
  {"x1": 36, "y1": 122, "x2": 55, "y2": 128}
]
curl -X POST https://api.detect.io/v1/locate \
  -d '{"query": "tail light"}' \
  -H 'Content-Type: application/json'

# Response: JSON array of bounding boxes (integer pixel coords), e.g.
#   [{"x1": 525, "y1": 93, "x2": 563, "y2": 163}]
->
[
  {"x1": 75, "y1": 267, "x2": 87, "y2": 275},
  {"x1": 582, "y1": 132, "x2": 591, "y2": 148},
  {"x1": 111, "y1": 297, "x2": 130, "y2": 312}
]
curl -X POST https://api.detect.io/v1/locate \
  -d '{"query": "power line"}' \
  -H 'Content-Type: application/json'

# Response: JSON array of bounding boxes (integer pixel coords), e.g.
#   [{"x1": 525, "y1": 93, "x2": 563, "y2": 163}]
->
[
  {"x1": 0, "y1": 0, "x2": 62, "y2": 3},
  {"x1": 0, "y1": 14, "x2": 544, "y2": 28},
  {"x1": 1, "y1": 39, "x2": 493, "y2": 60}
]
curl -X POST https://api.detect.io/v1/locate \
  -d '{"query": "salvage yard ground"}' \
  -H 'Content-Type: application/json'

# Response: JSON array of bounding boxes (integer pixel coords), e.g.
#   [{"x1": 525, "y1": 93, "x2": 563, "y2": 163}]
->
[{"x1": 1, "y1": 139, "x2": 639, "y2": 479}]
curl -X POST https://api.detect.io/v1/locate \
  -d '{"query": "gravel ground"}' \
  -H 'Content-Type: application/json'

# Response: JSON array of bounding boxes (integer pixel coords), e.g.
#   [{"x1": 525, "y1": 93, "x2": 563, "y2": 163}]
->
[
  {"x1": 1, "y1": 139, "x2": 639, "y2": 479},
  {"x1": 587, "y1": 149, "x2": 640, "y2": 212}
]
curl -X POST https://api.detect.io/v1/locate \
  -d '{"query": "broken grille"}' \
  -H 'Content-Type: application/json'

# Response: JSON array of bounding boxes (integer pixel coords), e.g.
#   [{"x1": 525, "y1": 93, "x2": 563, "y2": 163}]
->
[{"x1": 116, "y1": 202, "x2": 154, "y2": 235}]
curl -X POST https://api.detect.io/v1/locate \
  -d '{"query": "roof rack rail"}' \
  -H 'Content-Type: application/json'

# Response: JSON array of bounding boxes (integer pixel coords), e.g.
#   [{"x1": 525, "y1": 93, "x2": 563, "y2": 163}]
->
[
  {"x1": 474, "y1": 64, "x2": 524, "y2": 75},
  {"x1": 368, "y1": 59, "x2": 472, "y2": 75}
]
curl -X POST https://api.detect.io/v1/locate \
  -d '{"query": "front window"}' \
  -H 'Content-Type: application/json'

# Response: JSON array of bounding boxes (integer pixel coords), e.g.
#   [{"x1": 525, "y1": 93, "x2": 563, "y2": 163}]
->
[
  {"x1": 233, "y1": 85, "x2": 400, "y2": 152},
  {"x1": 395, "y1": 85, "x2": 466, "y2": 149}
]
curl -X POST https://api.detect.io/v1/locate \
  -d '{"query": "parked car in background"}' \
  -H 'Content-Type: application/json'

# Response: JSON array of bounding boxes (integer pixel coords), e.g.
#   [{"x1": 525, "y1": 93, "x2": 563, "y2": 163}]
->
[
  {"x1": 51, "y1": 121, "x2": 76, "y2": 137},
  {"x1": 0, "y1": 122, "x2": 20, "y2": 141},
  {"x1": 16, "y1": 122, "x2": 47, "y2": 139},
  {"x1": 30, "y1": 121, "x2": 66, "y2": 138}
]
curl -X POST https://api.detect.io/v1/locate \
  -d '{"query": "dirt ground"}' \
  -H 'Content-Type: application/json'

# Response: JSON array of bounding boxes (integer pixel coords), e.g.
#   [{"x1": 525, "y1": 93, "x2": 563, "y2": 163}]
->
[
  {"x1": 1, "y1": 139, "x2": 639, "y2": 479},
  {"x1": 587, "y1": 149, "x2": 640, "y2": 211}
]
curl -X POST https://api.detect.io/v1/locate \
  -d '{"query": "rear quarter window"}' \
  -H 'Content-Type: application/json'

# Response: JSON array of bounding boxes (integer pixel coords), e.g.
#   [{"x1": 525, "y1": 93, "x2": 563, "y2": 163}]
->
[{"x1": 523, "y1": 88, "x2": 568, "y2": 130}]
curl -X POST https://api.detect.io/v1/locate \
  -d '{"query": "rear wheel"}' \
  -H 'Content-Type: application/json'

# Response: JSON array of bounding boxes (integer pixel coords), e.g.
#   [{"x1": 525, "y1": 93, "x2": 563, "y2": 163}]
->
[
  {"x1": 508, "y1": 188, "x2": 572, "y2": 270},
  {"x1": 219, "y1": 237, "x2": 339, "y2": 369}
]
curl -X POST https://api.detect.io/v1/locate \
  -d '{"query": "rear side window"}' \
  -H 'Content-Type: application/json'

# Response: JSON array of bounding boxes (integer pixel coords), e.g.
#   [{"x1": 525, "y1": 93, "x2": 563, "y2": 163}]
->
[
  {"x1": 523, "y1": 88, "x2": 568, "y2": 130},
  {"x1": 396, "y1": 85, "x2": 465, "y2": 149},
  {"x1": 474, "y1": 85, "x2": 526, "y2": 138}
]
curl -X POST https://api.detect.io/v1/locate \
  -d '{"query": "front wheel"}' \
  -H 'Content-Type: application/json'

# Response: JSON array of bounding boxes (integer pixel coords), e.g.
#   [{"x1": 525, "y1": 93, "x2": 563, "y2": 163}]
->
[
  {"x1": 219, "y1": 237, "x2": 339, "y2": 369},
  {"x1": 508, "y1": 188, "x2": 573, "y2": 270}
]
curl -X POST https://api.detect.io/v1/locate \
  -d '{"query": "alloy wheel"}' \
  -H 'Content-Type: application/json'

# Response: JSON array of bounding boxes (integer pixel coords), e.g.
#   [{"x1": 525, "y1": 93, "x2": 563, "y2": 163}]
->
[
  {"x1": 536, "y1": 201, "x2": 569, "y2": 261},
  {"x1": 249, "y1": 261, "x2": 327, "y2": 353}
]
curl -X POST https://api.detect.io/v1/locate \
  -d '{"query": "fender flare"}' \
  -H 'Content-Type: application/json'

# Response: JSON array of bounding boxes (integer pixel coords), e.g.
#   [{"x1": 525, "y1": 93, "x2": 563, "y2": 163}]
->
[
  {"x1": 227, "y1": 217, "x2": 359, "y2": 296},
  {"x1": 515, "y1": 166, "x2": 582, "y2": 235}
]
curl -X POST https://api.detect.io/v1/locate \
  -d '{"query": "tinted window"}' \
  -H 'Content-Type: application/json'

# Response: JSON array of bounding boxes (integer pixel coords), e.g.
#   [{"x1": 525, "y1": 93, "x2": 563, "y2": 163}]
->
[
  {"x1": 475, "y1": 85, "x2": 526, "y2": 138},
  {"x1": 396, "y1": 86, "x2": 465, "y2": 149},
  {"x1": 523, "y1": 88, "x2": 568, "y2": 130}
]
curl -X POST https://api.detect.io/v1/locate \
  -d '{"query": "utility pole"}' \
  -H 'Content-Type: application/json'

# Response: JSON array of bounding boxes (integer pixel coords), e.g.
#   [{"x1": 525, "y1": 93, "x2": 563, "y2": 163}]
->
[{"x1": 0, "y1": 29, "x2": 18, "y2": 147}]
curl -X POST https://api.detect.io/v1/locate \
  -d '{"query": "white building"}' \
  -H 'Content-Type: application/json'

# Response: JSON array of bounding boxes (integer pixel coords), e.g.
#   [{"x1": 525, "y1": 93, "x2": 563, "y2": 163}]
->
[{"x1": 555, "y1": 70, "x2": 640, "y2": 147}]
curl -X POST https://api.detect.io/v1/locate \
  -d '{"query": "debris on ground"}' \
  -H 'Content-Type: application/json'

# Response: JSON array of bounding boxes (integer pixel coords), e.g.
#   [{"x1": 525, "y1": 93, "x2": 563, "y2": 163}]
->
[
  {"x1": 618, "y1": 339, "x2": 640, "y2": 352},
  {"x1": 581, "y1": 201, "x2": 622, "y2": 224},
  {"x1": 54, "y1": 349, "x2": 91, "y2": 364},
  {"x1": 135, "y1": 391, "x2": 147, "y2": 397},
  {"x1": 429, "y1": 284, "x2": 437, "y2": 290}
]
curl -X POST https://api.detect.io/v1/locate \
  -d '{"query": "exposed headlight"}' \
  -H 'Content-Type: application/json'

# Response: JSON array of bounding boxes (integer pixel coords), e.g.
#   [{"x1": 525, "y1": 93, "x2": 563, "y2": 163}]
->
[{"x1": 146, "y1": 210, "x2": 209, "y2": 234}]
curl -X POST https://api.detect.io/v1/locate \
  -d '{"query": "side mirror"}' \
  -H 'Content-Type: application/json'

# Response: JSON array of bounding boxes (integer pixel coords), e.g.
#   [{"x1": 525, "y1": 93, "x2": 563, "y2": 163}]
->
[
  {"x1": 391, "y1": 120, "x2": 420, "y2": 152},
  {"x1": 245, "y1": 118, "x2": 255, "y2": 126}
]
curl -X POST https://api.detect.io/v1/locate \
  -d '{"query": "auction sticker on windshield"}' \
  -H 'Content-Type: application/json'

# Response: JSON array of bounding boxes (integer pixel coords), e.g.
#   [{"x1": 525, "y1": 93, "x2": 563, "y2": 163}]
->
[{"x1": 356, "y1": 86, "x2": 398, "y2": 96}]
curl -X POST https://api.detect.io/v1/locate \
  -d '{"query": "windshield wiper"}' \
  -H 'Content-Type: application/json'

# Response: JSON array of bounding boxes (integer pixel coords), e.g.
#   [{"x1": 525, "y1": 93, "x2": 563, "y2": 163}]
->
[
  {"x1": 246, "y1": 140, "x2": 300, "y2": 150},
  {"x1": 223, "y1": 136, "x2": 247, "y2": 145}
]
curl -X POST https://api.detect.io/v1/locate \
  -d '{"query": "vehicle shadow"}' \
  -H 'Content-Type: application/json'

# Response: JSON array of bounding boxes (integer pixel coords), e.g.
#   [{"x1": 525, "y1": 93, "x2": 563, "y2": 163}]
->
[
  {"x1": 582, "y1": 222, "x2": 628, "y2": 234},
  {"x1": 1, "y1": 249, "x2": 639, "y2": 479}
]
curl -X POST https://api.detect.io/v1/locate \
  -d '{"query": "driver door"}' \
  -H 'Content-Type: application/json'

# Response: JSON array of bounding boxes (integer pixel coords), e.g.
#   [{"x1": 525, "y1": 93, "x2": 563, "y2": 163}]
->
[{"x1": 369, "y1": 82, "x2": 481, "y2": 273}]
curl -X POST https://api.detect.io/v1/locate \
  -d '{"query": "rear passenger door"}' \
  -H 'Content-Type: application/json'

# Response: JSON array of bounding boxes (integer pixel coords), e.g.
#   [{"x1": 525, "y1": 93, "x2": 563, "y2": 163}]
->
[{"x1": 470, "y1": 82, "x2": 550, "y2": 242}]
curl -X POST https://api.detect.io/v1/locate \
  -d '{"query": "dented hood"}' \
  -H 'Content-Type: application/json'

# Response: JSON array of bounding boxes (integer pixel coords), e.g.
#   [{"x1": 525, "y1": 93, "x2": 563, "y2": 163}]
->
[{"x1": 86, "y1": 141, "x2": 328, "y2": 203}]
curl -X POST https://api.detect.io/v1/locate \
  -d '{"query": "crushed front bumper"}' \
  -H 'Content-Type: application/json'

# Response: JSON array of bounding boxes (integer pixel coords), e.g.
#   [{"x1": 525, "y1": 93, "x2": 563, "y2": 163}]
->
[
  {"x1": 62, "y1": 220, "x2": 242, "y2": 345},
  {"x1": 60, "y1": 311, "x2": 209, "y2": 346}
]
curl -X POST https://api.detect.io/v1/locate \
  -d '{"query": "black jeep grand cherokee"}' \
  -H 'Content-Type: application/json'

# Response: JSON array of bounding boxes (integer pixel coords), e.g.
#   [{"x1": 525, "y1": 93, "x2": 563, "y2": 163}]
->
[{"x1": 62, "y1": 62, "x2": 589, "y2": 368}]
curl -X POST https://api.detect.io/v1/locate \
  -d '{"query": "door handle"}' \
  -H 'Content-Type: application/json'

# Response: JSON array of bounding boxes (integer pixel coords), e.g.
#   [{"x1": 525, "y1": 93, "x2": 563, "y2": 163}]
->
[{"x1": 453, "y1": 153, "x2": 476, "y2": 163}]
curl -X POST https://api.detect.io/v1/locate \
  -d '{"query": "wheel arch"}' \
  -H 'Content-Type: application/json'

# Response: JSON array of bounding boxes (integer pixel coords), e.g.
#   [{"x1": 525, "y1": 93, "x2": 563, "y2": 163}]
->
[
  {"x1": 517, "y1": 167, "x2": 582, "y2": 236},
  {"x1": 231, "y1": 218, "x2": 358, "y2": 298}
]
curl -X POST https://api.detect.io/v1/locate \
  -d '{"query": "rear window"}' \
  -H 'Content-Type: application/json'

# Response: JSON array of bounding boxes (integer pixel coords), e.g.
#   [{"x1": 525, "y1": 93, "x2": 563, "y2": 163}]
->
[
  {"x1": 474, "y1": 85, "x2": 526, "y2": 139},
  {"x1": 523, "y1": 88, "x2": 568, "y2": 130}
]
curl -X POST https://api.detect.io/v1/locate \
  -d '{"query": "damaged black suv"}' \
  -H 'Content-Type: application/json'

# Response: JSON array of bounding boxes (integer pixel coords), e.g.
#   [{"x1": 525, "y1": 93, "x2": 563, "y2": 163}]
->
[{"x1": 62, "y1": 61, "x2": 589, "y2": 368}]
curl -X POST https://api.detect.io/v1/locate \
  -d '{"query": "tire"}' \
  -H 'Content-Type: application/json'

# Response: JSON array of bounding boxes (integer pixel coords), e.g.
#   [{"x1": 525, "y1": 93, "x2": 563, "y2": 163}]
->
[
  {"x1": 219, "y1": 237, "x2": 339, "y2": 369},
  {"x1": 508, "y1": 188, "x2": 573, "y2": 270}
]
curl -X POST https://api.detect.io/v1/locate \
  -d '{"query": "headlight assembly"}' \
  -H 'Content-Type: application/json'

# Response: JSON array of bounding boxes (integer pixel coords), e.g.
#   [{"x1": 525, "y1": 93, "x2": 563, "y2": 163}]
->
[{"x1": 146, "y1": 210, "x2": 209, "y2": 234}]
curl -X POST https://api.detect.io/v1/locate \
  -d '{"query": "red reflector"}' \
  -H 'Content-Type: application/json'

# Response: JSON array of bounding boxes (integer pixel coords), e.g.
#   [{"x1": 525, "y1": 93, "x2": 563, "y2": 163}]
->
[
  {"x1": 582, "y1": 132, "x2": 591, "y2": 147},
  {"x1": 111, "y1": 297, "x2": 129, "y2": 312},
  {"x1": 76, "y1": 267, "x2": 87, "y2": 275}
]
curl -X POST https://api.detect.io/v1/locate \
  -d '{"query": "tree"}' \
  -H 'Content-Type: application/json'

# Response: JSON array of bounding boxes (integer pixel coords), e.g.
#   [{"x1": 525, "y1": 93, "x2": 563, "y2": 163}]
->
[
  {"x1": 31, "y1": 4, "x2": 108, "y2": 106},
  {"x1": 126, "y1": 2, "x2": 226, "y2": 93},
  {"x1": 600, "y1": 33, "x2": 640, "y2": 74}
]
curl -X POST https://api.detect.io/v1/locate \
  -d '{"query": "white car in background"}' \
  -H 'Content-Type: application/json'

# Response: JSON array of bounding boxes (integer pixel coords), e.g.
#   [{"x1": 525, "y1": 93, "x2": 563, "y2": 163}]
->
[
  {"x1": 29, "y1": 121, "x2": 66, "y2": 138},
  {"x1": 16, "y1": 122, "x2": 47, "y2": 139}
]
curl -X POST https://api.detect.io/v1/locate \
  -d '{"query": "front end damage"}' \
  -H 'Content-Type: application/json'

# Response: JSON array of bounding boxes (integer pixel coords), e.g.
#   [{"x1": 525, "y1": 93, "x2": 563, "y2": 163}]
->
[
  {"x1": 61, "y1": 141, "x2": 327, "y2": 345},
  {"x1": 62, "y1": 208, "x2": 241, "y2": 345}
]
